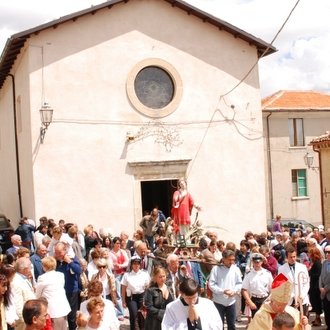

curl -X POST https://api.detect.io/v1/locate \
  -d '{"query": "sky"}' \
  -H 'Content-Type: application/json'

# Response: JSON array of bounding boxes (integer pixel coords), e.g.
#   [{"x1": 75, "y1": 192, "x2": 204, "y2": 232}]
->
[{"x1": 0, "y1": 0, "x2": 329, "y2": 97}]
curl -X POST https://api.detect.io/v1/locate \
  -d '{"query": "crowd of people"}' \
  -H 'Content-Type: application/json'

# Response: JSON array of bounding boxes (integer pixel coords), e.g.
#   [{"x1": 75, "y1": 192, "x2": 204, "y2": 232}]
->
[{"x1": 0, "y1": 212, "x2": 329, "y2": 330}]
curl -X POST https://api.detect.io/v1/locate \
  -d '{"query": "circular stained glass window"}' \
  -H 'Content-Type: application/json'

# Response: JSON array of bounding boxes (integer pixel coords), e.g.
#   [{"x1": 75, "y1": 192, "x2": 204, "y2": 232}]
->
[
  {"x1": 126, "y1": 58, "x2": 183, "y2": 118},
  {"x1": 134, "y1": 66, "x2": 174, "y2": 109}
]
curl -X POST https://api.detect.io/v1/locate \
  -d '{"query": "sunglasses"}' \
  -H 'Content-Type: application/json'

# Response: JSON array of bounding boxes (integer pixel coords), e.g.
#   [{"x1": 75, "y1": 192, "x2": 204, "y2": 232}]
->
[
  {"x1": 325, "y1": 251, "x2": 330, "y2": 254},
  {"x1": 98, "y1": 265, "x2": 107, "y2": 269}
]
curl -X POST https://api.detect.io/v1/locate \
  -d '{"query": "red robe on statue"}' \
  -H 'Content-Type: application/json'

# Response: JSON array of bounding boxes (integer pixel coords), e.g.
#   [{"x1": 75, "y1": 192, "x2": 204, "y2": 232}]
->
[{"x1": 171, "y1": 191, "x2": 194, "y2": 230}]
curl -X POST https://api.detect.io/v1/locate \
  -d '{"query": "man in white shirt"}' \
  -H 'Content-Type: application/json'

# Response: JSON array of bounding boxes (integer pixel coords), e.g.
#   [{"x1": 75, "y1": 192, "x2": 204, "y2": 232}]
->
[
  {"x1": 11, "y1": 257, "x2": 36, "y2": 330},
  {"x1": 209, "y1": 249, "x2": 242, "y2": 330},
  {"x1": 277, "y1": 247, "x2": 310, "y2": 315}
]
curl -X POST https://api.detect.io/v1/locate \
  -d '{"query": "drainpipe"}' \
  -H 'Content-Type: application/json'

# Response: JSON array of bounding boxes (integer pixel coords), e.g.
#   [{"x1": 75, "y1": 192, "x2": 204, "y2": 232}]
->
[
  {"x1": 8, "y1": 74, "x2": 23, "y2": 217},
  {"x1": 266, "y1": 112, "x2": 274, "y2": 219},
  {"x1": 313, "y1": 147, "x2": 324, "y2": 225}
]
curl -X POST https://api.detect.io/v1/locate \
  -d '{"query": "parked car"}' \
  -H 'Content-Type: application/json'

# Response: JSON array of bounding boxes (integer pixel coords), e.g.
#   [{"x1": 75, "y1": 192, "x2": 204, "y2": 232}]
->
[
  {"x1": 0, "y1": 214, "x2": 14, "y2": 252},
  {"x1": 267, "y1": 218, "x2": 316, "y2": 234}
]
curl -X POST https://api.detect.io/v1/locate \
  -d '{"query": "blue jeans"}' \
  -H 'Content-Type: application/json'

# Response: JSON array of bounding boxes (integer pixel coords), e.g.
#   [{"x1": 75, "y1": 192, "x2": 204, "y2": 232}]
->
[
  {"x1": 214, "y1": 301, "x2": 236, "y2": 330},
  {"x1": 115, "y1": 274, "x2": 125, "y2": 317}
]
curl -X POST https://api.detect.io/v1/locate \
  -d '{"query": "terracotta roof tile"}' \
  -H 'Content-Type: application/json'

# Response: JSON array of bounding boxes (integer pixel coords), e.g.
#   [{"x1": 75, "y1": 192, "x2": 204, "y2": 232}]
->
[
  {"x1": 262, "y1": 90, "x2": 330, "y2": 111},
  {"x1": 310, "y1": 131, "x2": 330, "y2": 145}
]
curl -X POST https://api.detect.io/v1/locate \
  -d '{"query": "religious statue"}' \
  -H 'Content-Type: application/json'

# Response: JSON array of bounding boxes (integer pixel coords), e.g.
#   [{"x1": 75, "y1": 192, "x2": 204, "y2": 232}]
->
[{"x1": 171, "y1": 178, "x2": 201, "y2": 240}]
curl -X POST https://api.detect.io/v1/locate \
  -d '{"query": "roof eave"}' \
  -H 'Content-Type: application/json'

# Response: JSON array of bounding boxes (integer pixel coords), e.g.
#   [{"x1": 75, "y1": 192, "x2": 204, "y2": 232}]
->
[{"x1": 0, "y1": 0, "x2": 277, "y2": 89}]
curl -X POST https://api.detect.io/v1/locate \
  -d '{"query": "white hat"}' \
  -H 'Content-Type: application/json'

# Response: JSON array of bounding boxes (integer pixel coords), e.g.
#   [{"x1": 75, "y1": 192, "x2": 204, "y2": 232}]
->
[{"x1": 251, "y1": 253, "x2": 264, "y2": 261}]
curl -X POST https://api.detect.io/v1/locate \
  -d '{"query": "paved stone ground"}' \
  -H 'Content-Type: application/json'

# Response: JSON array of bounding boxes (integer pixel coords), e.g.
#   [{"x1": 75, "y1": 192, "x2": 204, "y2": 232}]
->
[{"x1": 119, "y1": 312, "x2": 328, "y2": 329}]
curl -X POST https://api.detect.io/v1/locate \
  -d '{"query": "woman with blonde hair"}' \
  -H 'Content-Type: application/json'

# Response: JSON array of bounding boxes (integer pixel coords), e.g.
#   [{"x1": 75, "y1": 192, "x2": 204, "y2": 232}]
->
[
  {"x1": 91, "y1": 258, "x2": 117, "y2": 305},
  {"x1": 36, "y1": 256, "x2": 71, "y2": 330},
  {"x1": 78, "y1": 297, "x2": 105, "y2": 330},
  {"x1": 77, "y1": 280, "x2": 119, "y2": 330},
  {"x1": 144, "y1": 266, "x2": 174, "y2": 330}
]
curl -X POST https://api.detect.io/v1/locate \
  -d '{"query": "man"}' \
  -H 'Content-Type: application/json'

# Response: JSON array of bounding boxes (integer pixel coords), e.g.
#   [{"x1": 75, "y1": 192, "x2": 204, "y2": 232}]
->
[
  {"x1": 23, "y1": 299, "x2": 48, "y2": 330},
  {"x1": 120, "y1": 231, "x2": 135, "y2": 256},
  {"x1": 30, "y1": 244, "x2": 48, "y2": 280},
  {"x1": 6, "y1": 234, "x2": 23, "y2": 255},
  {"x1": 242, "y1": 253, "x2": 273, "y2": 317},
  {"x1": 272, "y1": 312, "x2": 295, "y2": 330},
  {"x1": 139, "y1": 209, "x2": 159, "y2": 250},
  {"x1": 278, "y1": 247, "x2": 310, "y2": 315},
  {"x1": 319, "y1": 244, "x2": 330, "y2": 328},
  {"x1": 135, "y1": 241, "x2": 154, "y2": 275},
  {"x1": 34, "y1": 224, "x2": 48, "y2": 248},
  {"x1": 209, "y1": 249, "x2": 242, "y2": 330},
  {"x1": 11, "y1": 257, "x2": 36, "y2": 330},
  {"x1": 199, "y1": 237, "x2": 217, "y2": 283},
  {"x1": 54, "y1": 241, "x2": 82, "y2": 330},
  {"x1": 166, "y1": 253, "x2": 185, "y2": 299},
  {"x1": 180, "y1": 261, "x2": 205, "y2": 295},
  {"x1": 15, "y1": 217, "x2": 35, "y2": 250},
  {"x1": 321, "y1": 228, "x2": 330, "y2": 249},
  {"x1": 247, "y1": 273, "x2": 310, "y2": 330},
  {"x1": 162, "y1": 278, "x2": 222, "y2": 329}
]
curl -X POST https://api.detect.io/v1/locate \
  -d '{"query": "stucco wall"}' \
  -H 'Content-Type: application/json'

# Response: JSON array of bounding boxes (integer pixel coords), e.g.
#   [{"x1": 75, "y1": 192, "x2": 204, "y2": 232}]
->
[
  {"x1": 263, "y1": 112, "x2": 330, "y2": 225},
  {"x1": 321, "y1": 149, "x2": 330, "y2": 228},
  {"x1": 1, "y1": 0, "x2": 267, "y2": 243},
  {"x1": 0, "y1": 82, "x2": 20, "y2": 223}
]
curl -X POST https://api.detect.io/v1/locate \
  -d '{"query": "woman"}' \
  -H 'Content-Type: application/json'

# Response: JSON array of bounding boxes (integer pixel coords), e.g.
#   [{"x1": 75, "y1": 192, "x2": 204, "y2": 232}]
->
[
  {"x1": 0, "y1": 264, "x2": 18, "y2": 329},
  {"x1": 34, "y1": 224, "x2": 48, "y2": 248},
  {"x1": 0, "y1": 274, "x2": 10, "y2": 329},
  {"x1": 79, "y1": 297, "x2": 106, "y2": 330},
  {"x1": 144, "y1": 266, "x2": 174, "y2": 330},
  {"x1": 35, "y1": 256, "x2": 71, "y2": 330},
  {"x1": 78, "y1": 280, "x2": 119, "y2": 330},
  {"x1": 308, "y1": 247, "x2": 323, "y2": 326},
  {"x1": 88, "y1": 238, "x2": 103, "y2": 263},
  {"x1": 67, "y1": 225, "x2": 83, "y2": 260},
  {"x1": 91, "y1": 258, "x2": 117, "y2": 305},
  {"x1": 99, "y1": 248, "x2": 113, "y2": 270},
  {"x1": 121, "y1": 256, "x2": 150, "y2": 330},
  {"x1": 84, "y1": 225, "x2": 100, "y2": 259},
  {"x1": 87, "y1": 250, "x2": 101, "y2": 280},
  {"x1": 109, "y1": 237, "x2": 129, "y2": 320},
  {"x1": 102, "y1": 237, "x2": 112, "y2": 250},
  {"x1": 297, "y1": 239, "x2": 310, "y2": 267}
]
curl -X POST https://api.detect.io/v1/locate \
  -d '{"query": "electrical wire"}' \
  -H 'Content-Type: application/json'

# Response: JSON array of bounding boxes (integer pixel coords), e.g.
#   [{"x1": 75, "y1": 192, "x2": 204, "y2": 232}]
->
[
  {"x1": 221, "y1": 0, "x2": 301, "y2": 98},
  {"x1": 187, "y1": 0, "x2": 302, "y2": 178}
]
